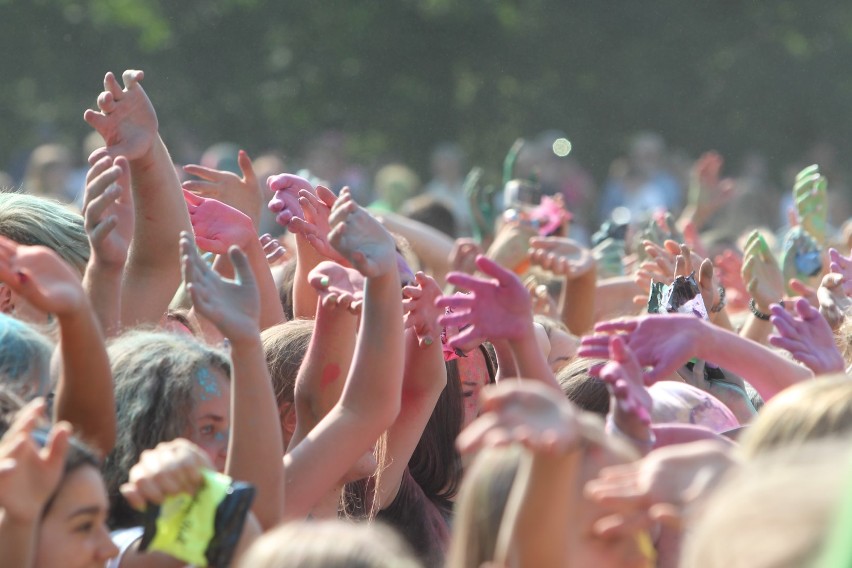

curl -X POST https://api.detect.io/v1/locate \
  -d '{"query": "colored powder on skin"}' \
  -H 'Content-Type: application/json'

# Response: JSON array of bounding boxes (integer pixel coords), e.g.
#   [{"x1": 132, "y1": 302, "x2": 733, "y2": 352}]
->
[
  {"x1": 320, "y1": 363, "x2": 340, "y2": 391},
  {"x1": 197, "y1": 367, "x2": 221, "y2": 401},
  {"x1": 214, "y1": 430, "x2": 229, "y2": 444}
]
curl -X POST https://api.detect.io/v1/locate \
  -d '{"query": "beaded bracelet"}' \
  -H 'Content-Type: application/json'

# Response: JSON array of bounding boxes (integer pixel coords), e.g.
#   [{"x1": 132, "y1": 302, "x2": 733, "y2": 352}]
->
[{"x1": 749, "y1": 297, "x2": 771, "y2": 321}]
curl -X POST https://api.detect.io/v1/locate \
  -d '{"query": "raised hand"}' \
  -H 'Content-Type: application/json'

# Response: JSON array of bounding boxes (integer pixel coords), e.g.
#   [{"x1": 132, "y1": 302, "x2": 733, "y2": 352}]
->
[
  {"x1": 639, "y1": 240, "x2": 722, "y2": 314},
  {"x1": 119, "y1": 438, "x2": 212, "y2": 511},
  {"x1": 687, "y1": 151, "x2": 737, "y2": 223},
  {"x1": 769, "y1": 298, "x2": 845, "y2": 375},
  {"x1": 82, "y1": 155, "x2": 134, "y2": 268},
  {"x1": 0, "y1": 237, "x2": 86, "y2": 317},
  {"x1": 327, "y1": 188, "x2": 397, "y2": 278},
  {"x1": 780, "y1": 226, "x2": 823, "y2": 286},
  {"x1": 828, "y1": 247, "x2": 852, "y2": 296},
  {"x1": 448, "y1": 238, "x2": 483, "y2": 276},
  {"x1": 456, "y1": 380, "x2": 580, "y2": 456},
  {"x1": 788, "y1": 277, "x2": 820, "y2": 308},
  {"x1": 741, "y1": 230, "x2": 784, "y2": 313},
  {"x1": 288, "y1": 186, "x2": 348, "y2": 264},
  {"x1": 83, "y1": 70, "x2": 157, "y2": 162},
  {"x1": 0, "y1": 399, "x2": 72, "y2": 523},
  {"x1": 182, "y1": 149, "x2": 264, "y2": 229},
  {"x1": 584, "y1": 440, "x2": 735, "y2": 535},
  {"x1": 403, "y1": 272, "x2": 443, "y2": 347},
  {"x1": 594, "y1": 336, "x2": 653, "y2": 449},
  {"x1": 579, "y1": 314, "x2": 703, "y2": 384},
  {"x1": 714, "y1": 250, "x2": 749, "y2": 312},
  {"x1": 817, "y1": 273, "x2": 852, "y2": 330},
  {"x1": 485, "y1": 218, "x2": 537, "y2": 273},
  {"x1": 528, "y1": 236, "x2": 595, "y2": 279},
  {"x1": 436, "y1": 255, "x2": 533, "y2": 352},
  {"x1": 259, "y1": 233, "x2": 288, "y2": 266},
  {"x1": 793, "y1": 165, "x2": 828, "y2": 245},
  {"x1": 308, "y1": 260, "x2": 365, "y2": 313},
  {"x1": 267, "y1": 173, "x2": 315, "y2": 227},
  {"x1": 180, "y1": 232, "x2": 259, "y2": 341},
  {"x1": 184, "y1": 190, "x2": 255, "y2": 254}
]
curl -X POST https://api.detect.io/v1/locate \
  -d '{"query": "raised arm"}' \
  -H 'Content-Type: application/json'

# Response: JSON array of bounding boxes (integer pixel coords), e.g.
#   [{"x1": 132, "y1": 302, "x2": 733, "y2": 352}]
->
[
  {"x1": 528, "y1": 236, "x2": 597, "y2": 335},
  {"x1": 182, "y1": 149, "x2": 265, "y2": 230},
  {"x1": 371, "y1": 272, "x2": 447, "y2": 509},
  {"x1": 180, "y1": 234, "x2": 284, "y2": 529},
  {"x1": 0, "y1": 237, "x2": 115, "y2": 454},
  {"x1": 375, "y1": 211, "x2": 454, "y2": 284},
  {"x1": 84, "y1": 70, "x2": 191, "y2": 328},
  {"x1": 287, "y1": 261, "x2": 360, "y2": 452},
  {"x1": 456, "y1": 381, "x2": 584, "y2": 568},
  {"x1": 184, "y1": 191, "x2": 285, "y2": 331},
  {"x1": 283, "y1": 189, "x2": 404, "y2": 520},
  {"x1": 81, "y1": 155, "x2": 134, "y2": 337},
  {"x1": 580, "y1": 313, "x2": 813, "y2": 400},
  {"x1": 437, "y1": 255, "x2": 560, "y2": 390},
  {"x1": 0, "y1": 400, "x2": 71, "y2": 568}
]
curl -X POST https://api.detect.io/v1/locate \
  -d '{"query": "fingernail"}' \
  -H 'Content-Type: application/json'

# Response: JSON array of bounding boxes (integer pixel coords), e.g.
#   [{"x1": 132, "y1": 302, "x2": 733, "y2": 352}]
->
[{"x1": 320, "y1": 276, "x2": 329, "y2": 287}]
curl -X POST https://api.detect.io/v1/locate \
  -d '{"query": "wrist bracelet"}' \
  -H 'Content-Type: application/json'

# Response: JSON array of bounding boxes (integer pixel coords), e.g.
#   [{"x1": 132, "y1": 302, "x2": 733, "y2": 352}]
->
[
  {"x1": 606, "y1": 416, "x2": 656, "y2": 449},
  {"x1": 710, "y1": 285, "x2": 726, "y2": 313},
  {"x1": 749, "y1": 297, "x2": 772, "y2": 321}
]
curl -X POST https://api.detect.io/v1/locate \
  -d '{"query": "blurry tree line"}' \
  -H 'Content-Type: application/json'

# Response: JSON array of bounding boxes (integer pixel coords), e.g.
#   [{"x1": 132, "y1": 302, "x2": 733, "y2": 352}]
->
[{"x1": 3, "y1": 0, "x2": 852, "y2": 185}]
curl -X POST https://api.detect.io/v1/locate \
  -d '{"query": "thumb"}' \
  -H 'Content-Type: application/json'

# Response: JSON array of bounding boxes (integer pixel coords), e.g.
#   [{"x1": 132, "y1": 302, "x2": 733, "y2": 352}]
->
[
  {"x1": 228, "y1": 245, "x2": 256, "y2": 289},
  {"x1": 237, "y1": 150, "x2": 256, "y2": 181},
  {"x1": 698, "y1": 258, "x2": 714, "y2": 289}
]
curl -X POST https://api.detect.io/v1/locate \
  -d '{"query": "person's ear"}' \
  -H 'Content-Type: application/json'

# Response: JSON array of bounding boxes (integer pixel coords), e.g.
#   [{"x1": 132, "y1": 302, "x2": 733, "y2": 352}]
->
[
  {"x1": 0, "y1": 285, "x2": 13, "y2": 314},
  {"x1": 279, "y1": 401, "x2": 297, "y2": 447}
]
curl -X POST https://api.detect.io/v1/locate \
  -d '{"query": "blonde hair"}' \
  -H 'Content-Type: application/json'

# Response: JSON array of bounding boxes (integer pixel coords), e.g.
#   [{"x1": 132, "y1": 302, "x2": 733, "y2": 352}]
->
[
  {"x1": 237, "y1": 520, "x2": 422, "y2": 568},
  {"x1": 0, "y1": 191, "x2": 89, "y2": 275},
  {"x1": 447, "y1": 413, "x2": 637, "y2": 568},
  {"x1": 683, "y1": 439, "x2": 852, "y2": 568},
  {"x1": 740, "y1": 374, "x2": 852, "y2": 458}
]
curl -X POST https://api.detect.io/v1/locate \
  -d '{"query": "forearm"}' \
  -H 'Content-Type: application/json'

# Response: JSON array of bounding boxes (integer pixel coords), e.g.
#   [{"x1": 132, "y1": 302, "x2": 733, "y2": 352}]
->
[
  {"x1": 122, "y1": 136, "x2": 191, "y2": 326},
  {"x1": 594, "y1": 276, "x2": 644, "y2": 322},
  {"x1": 340, "y1": 272, "x2": 404, "y2": 420},
  {"x1": 378, "y1": 212, "x2": 453, "y2": 283},
  {"x1": 82, "y1": 262, "x2": 123, "y2": 338},
  {"x1": 739, "y1": 313, "x2": 772, "y2": 345},
  {"x1": 225, "y1": 336, "x2": 285, "y2": 529},
  {"x1": 54, "y1": 306, "x2": 116, "y2": 455},
  {"x1": 492, "y1": 339, "x2": 519, "y2": 382},
  {"x1": 245, "y1": 244, "x2": 286, "y2": 330},
  {"x1": 700, "y1": 323, "x2": 813, "y2": 400},
  {"x1": 0, "y1": 517, "x2": 38, "y2": 568},
  {"x1": 375, "y1": 331, "x2": 446, "y2": 508},
  {"x1": 509, "y1": 327, "x2": 560, "y2": 391},
  {"x1": 508, "y1": 449, "x2": 582, "y2": 567},
  {"x1": 561, "y1": 265, "x2": 597, "y2": 335},
  {"x1": 710, "y1": 307, "x2": 735, "y2": 332},
  {"x1": 293, "y1": 236, "x2": 324, "y2": 318},
  {"x1": 289, "y1": 303, "x2": 357, "y2": 451}
]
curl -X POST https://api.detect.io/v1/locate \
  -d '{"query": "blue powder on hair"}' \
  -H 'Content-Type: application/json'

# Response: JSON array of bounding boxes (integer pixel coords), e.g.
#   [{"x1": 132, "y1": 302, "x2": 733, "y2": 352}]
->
[{"x1": 196, "y1": 367, "x2": 221, "y2": 401}]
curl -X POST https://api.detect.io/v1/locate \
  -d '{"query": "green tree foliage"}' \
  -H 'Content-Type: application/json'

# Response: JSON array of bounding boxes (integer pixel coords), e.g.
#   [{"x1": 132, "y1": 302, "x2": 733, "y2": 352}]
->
[{"x1": 3, "y1": 0, "x2": 852, "y2": 182}]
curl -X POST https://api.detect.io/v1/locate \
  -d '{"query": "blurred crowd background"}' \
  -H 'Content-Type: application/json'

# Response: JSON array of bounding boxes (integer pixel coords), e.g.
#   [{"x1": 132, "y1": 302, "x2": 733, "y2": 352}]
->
[{"x1": 3, "y1": 0, "x2": 852, "y2": 235}]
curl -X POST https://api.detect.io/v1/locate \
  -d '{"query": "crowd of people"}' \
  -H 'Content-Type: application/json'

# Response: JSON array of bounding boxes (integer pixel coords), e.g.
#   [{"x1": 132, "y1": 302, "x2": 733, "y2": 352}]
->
[{"x1": 0, "y1": 68, "x2": 851, "y2": 568}]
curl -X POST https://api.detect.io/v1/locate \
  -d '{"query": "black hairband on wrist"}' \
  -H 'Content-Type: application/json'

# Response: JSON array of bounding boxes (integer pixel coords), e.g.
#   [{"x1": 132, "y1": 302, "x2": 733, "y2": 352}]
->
[
  {"x1": 710, "y1": 285, "x2": 726, "y2": 313},
  {"x1": 749, "y1": 297, "x2": 772, "y2": 321}
]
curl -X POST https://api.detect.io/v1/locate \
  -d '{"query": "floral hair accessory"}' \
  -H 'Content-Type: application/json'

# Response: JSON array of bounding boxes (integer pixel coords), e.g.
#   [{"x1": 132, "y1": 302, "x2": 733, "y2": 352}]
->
[{"x1": 529, "y1": 195, "x2": 572, "y2": 236}]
